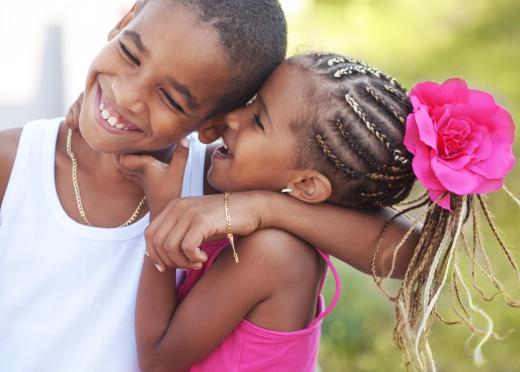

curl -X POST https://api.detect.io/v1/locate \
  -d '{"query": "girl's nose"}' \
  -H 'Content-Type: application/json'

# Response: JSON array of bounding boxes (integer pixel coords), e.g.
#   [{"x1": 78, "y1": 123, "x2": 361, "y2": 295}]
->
[{"x1": 111, "y1": 80, "x2": 146, "y2": 115}]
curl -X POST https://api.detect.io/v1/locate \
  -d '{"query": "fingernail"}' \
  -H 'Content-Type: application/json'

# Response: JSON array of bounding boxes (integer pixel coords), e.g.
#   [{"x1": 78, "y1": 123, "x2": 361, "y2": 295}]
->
[
  {"x1": 194, "y1": 263, "x2": 203, "y2": 270},
  {"x1": 180, "y1": 138, "x2": 189, "y2": 148},
  {"x1": 154, "y1": 263, "x2": 165, "y2": 272}
]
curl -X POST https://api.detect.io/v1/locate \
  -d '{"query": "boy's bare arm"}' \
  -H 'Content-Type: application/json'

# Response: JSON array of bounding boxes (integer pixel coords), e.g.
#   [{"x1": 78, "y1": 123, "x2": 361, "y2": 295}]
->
[{"x1": 0, "y1": 128, "x2": 23, "y2": 207}]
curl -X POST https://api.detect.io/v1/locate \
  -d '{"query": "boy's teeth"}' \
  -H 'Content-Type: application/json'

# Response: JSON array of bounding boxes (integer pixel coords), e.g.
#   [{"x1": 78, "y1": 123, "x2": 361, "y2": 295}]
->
[
  {"x1": 107, "y1": 117, "x2": 118, "y2": 126},
  {"x1": 99, "y1": 100, "x2": 130, "y2": 130}
]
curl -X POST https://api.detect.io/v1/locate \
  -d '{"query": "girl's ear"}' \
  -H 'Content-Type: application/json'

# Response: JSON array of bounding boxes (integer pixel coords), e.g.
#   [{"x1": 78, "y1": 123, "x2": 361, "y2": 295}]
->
[
  {"x1": 198, "y1": 115, "x2": 227, "y2": 144},
  {"x1": 287, "y1": 171, "x2": 332, "y2": 204},
  {"x1": 107, "y1": 1, "x2": 144, "y2": 41}
]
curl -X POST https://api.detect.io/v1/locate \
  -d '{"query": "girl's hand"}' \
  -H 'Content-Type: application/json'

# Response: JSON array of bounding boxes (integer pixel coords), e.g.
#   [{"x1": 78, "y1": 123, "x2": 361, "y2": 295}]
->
[
  {"x1": 144, "y1": 191, "x2": 266, "y2": 270},
  {"x1": 64, "y1": 92, "x2": 84, "y2": 131},
  {"x1": 117, "y1": 139, "x2": 201, "y2": 271},
  {"x1": 117, "y1": 139, "x2": 190, "y2": 215}
]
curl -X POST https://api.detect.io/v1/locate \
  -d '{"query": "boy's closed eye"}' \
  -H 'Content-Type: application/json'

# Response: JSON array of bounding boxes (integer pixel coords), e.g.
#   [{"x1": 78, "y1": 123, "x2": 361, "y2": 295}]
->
[
  {"x1": 119, "y1": 41, "x2": 141, "y2": 66},
  {"x1": 118, "y1": 39, "x2": 187, "y2": 115}
]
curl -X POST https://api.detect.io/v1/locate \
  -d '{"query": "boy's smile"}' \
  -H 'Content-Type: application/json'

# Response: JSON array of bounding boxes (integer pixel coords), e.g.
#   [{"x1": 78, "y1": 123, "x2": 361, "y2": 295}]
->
[
  {"x1": 96, "y1": 79, "x2": 142, "y2": 133},
  {"x1": 80, "y1": 1, "x2": 232, "y2": 154}
]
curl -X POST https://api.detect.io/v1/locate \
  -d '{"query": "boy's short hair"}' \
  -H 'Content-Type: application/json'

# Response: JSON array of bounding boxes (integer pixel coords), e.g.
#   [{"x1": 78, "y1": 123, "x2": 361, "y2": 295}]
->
[{"x1": 146, "y1": 0, "x2": 287, "y2": 115}]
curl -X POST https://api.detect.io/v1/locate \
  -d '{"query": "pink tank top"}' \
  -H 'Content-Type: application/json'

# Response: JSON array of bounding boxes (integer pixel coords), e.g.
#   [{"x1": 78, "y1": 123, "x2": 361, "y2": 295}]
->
[{"x1": 177, "y1": 239, "x2": 342, "y2": 372}]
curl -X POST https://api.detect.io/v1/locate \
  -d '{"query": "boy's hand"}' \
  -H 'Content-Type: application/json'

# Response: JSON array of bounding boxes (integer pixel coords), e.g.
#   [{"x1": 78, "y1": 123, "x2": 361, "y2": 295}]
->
[
  {"x1": 64, "y1": 92, "x2": 84, "y2": 131},
  {"x1": 144, "y1": 191, "x2": 265, "y2": 270}
]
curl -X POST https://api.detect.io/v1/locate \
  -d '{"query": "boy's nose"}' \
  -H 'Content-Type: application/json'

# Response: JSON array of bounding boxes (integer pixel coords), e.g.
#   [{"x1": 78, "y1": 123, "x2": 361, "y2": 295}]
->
[
  {"x1": 226, "y1": 117, "x2": 240, "y2": 131},
  {"x1": 111, "y1": 80, "x2": 146, "y2": 115},
  {"x1": 223, "y1": 111, "x2": 243, "y2": 131}
]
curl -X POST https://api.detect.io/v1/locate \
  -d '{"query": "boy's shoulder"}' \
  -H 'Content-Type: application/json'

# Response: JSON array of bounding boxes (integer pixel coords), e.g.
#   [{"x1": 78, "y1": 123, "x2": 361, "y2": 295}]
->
[{"x1": 0, "y1": 127, "x2": 23, "y2": 206}]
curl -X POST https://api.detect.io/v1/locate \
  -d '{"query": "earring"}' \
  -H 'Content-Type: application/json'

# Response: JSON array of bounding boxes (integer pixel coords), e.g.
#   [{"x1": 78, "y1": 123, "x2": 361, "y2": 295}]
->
[{"x1": 281, "y1": 187, "x2": 293, "y2": 194}]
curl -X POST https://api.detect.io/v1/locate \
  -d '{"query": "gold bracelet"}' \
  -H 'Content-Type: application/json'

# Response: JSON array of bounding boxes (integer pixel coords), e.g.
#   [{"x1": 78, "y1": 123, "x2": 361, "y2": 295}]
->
[{"x1": 224, "y1": 192, "x2": 239, "y2": 264}]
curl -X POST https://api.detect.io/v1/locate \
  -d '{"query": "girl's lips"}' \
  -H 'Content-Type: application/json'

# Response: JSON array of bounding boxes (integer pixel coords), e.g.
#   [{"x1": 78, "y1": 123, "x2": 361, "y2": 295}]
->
[{"x1": 212, "y1": 145, "x2": 233, "y2": 160}]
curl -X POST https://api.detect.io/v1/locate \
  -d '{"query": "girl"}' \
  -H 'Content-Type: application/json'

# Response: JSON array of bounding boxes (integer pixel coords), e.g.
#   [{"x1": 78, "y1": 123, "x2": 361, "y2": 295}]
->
[{"x1": 129, "y1": 53, "x2": 518, "y2": 371}]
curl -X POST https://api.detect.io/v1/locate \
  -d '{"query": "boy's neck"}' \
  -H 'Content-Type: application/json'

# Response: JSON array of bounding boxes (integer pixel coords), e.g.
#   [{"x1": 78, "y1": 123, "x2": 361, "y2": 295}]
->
[
  {"x1": 54, "y1": 121, "x2": 147, "y2": 228},
  {"x1": 57, "y1": 122, "x2": 129, "y2": 182}
]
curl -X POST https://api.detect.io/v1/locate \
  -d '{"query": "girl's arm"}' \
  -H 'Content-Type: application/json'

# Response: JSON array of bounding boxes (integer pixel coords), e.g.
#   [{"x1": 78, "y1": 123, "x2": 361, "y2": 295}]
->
[
  {"x1": 147, "y1": 190, "x2": 419, "y2": 279},
  {"x1": 254, "y1": 191, "x2": 419, "y2": 279},
  {"x1": 136, "y1": 230, "x2": 302, "y2": 372}
]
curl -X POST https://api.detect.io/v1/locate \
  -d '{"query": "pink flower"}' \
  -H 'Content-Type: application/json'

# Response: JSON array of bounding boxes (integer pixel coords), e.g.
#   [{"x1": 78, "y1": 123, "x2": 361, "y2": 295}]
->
[{"x1": 404, "y1": 78, "x2": 516, "y2": 210}]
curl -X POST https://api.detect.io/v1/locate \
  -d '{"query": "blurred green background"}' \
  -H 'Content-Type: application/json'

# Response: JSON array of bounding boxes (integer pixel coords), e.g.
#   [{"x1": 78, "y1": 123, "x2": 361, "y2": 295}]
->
[{"x1": 279, "y1": 0, "x2": 520, "y2": 370}]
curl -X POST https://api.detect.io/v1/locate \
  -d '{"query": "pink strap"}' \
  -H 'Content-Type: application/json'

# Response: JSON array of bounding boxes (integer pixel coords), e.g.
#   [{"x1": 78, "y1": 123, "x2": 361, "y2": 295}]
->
[{"x1": 307, "y1": 249, "x2": 342, "y2": 327}]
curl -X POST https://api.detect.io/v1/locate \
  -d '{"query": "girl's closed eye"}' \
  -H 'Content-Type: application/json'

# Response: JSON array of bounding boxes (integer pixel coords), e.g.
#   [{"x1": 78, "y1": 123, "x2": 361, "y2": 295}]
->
[
  {"x1": 118, "y1": 41, "x2": 140, "y2": 66},
  {"x1": 159, "y1": 88, "x2": 186, "y2": 114},
  {"x1": 253, "y1": 114, "x2": 264, "y2": 131}
]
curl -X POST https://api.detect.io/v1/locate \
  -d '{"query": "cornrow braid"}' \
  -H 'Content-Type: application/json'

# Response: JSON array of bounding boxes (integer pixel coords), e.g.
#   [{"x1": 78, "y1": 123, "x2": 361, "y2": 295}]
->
[
  {"x1": 315, "y1": 134, "x2": 411, "y2": 182},
  {"x1": 286, "y1": 53, "x2": 414, "y2": 209},
  {"x1": 365, "y1": 85, "x2": 406, "y2": 124},
  {"x1": 344, "y1": 93, "x2": 409, "y2": 165},
  {"x1": 335, "y1": 118, "x2": 411, "y2": 176}
]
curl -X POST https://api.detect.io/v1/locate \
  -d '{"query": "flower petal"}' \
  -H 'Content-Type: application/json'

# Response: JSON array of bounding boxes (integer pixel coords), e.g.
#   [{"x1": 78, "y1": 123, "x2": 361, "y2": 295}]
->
[
  {"x1": 431, "y1": 157, "x2": 479, "y2": 194},
  {"x1": 412, "y1": 146, "x2": 444, "y2": 191},
  {"x1": 414, "y1": 106, "x2": 438, "y2": 149},
  {"x1": 429, "y1": 189, "x2": 451, "y2": 210}
]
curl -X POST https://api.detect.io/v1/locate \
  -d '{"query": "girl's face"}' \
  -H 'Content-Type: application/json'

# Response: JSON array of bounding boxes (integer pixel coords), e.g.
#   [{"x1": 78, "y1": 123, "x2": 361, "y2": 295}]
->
[
  {"x1": 206, "y1": 63, "x2": 310, "y2": 192},
  {"x1": 80, "y1": 1, "x2": 231, "y2": 154}
]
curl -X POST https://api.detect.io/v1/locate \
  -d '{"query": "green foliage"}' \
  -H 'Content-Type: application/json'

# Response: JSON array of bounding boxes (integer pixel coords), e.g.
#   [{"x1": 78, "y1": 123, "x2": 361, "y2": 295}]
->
[{"x1": 282, "y1": 0, "x2": 520, "y2": 370}]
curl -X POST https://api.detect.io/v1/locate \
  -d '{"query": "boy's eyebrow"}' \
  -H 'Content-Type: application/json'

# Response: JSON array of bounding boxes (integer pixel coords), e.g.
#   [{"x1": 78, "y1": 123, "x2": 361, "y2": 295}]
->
[
  {"x1": 168, "y1": 78, "x2": 199, "y2": 112},
  {"x1": 123, "y1": 31, "x2": 149, "y2": 56},
  {"x1": 257, "y1": 94, "x2": 272, "y2": 127}
]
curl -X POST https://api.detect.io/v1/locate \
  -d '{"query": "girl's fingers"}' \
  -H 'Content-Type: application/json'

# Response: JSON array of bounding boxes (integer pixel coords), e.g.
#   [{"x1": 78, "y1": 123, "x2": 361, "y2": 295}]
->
[
  {"x1": 166, "y1": 139, "x2": 190, "y2": 194},
  {"x1": 146, "y1": 209, "x2": 179, "y2": 262},
  {"x1": 181, "y1": 225, "x2": 209, "y2": 262},
  {"x1": 164, "y1": 234, "x2": 200, "y2": 270},
  {"x1": 163, "y1": 218, "x2": 207, "y2": 265},
  {"x1": 64, "y1": 92, "x2": 84, "y2": 131},
  {"x1": 119, "y1": 153, "x2": 161, "y2": 174},
  {"x1": 145, "y1": 244, "x2": 166, "y2": 273}
]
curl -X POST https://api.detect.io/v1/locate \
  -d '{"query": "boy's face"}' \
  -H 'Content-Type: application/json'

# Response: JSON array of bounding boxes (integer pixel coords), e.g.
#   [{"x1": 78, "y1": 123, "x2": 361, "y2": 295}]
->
[{"x1": 80, "y1": 1, "x2": 231, "y2": 153}]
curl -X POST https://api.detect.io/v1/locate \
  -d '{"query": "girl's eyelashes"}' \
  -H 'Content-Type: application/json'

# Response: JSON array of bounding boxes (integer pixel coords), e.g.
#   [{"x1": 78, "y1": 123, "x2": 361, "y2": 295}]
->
[
  {"x1": 253, "y1": 113, "x2": 264, "y2": 131},
  {"x1": 119, "y1": 41, "x2": 140, "y2": 66},
  {"x1": 160, "y1": 88, "x2": 185, "y2": 114}
]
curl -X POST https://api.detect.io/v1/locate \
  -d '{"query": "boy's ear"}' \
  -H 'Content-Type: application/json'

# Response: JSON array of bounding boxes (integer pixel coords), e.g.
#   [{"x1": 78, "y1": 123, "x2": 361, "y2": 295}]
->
[
  {"x1": 107, "y1": 1, "x2": 144, "y2": 41},
  {"x1": 287, "y1": 171, "x2": 332, "y2": 204},
  {"x1": 198, "y1": 115, "x2": 227, "y2": 144}
]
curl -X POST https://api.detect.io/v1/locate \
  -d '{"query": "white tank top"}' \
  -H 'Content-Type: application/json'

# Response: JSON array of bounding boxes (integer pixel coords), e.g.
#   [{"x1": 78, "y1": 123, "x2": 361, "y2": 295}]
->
[{"x1": 0, "y1": 118, "x2": 207, "y2": 372}]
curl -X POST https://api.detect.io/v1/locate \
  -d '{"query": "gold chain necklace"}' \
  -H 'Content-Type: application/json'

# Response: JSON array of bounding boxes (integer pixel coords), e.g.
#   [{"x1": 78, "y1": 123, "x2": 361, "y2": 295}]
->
[{"x1": 66, "y1": 128, "x2": 147, "y2": 227}]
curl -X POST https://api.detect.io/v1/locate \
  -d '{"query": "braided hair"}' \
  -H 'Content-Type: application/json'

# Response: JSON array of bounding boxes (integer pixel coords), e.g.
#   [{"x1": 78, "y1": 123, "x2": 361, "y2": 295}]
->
[
  {"x1": 286, "y1": 53, "x2": 415, "y2": 208},
  {"x1": 289, "y1": 53, "x2": 520, "y2": 371}
]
